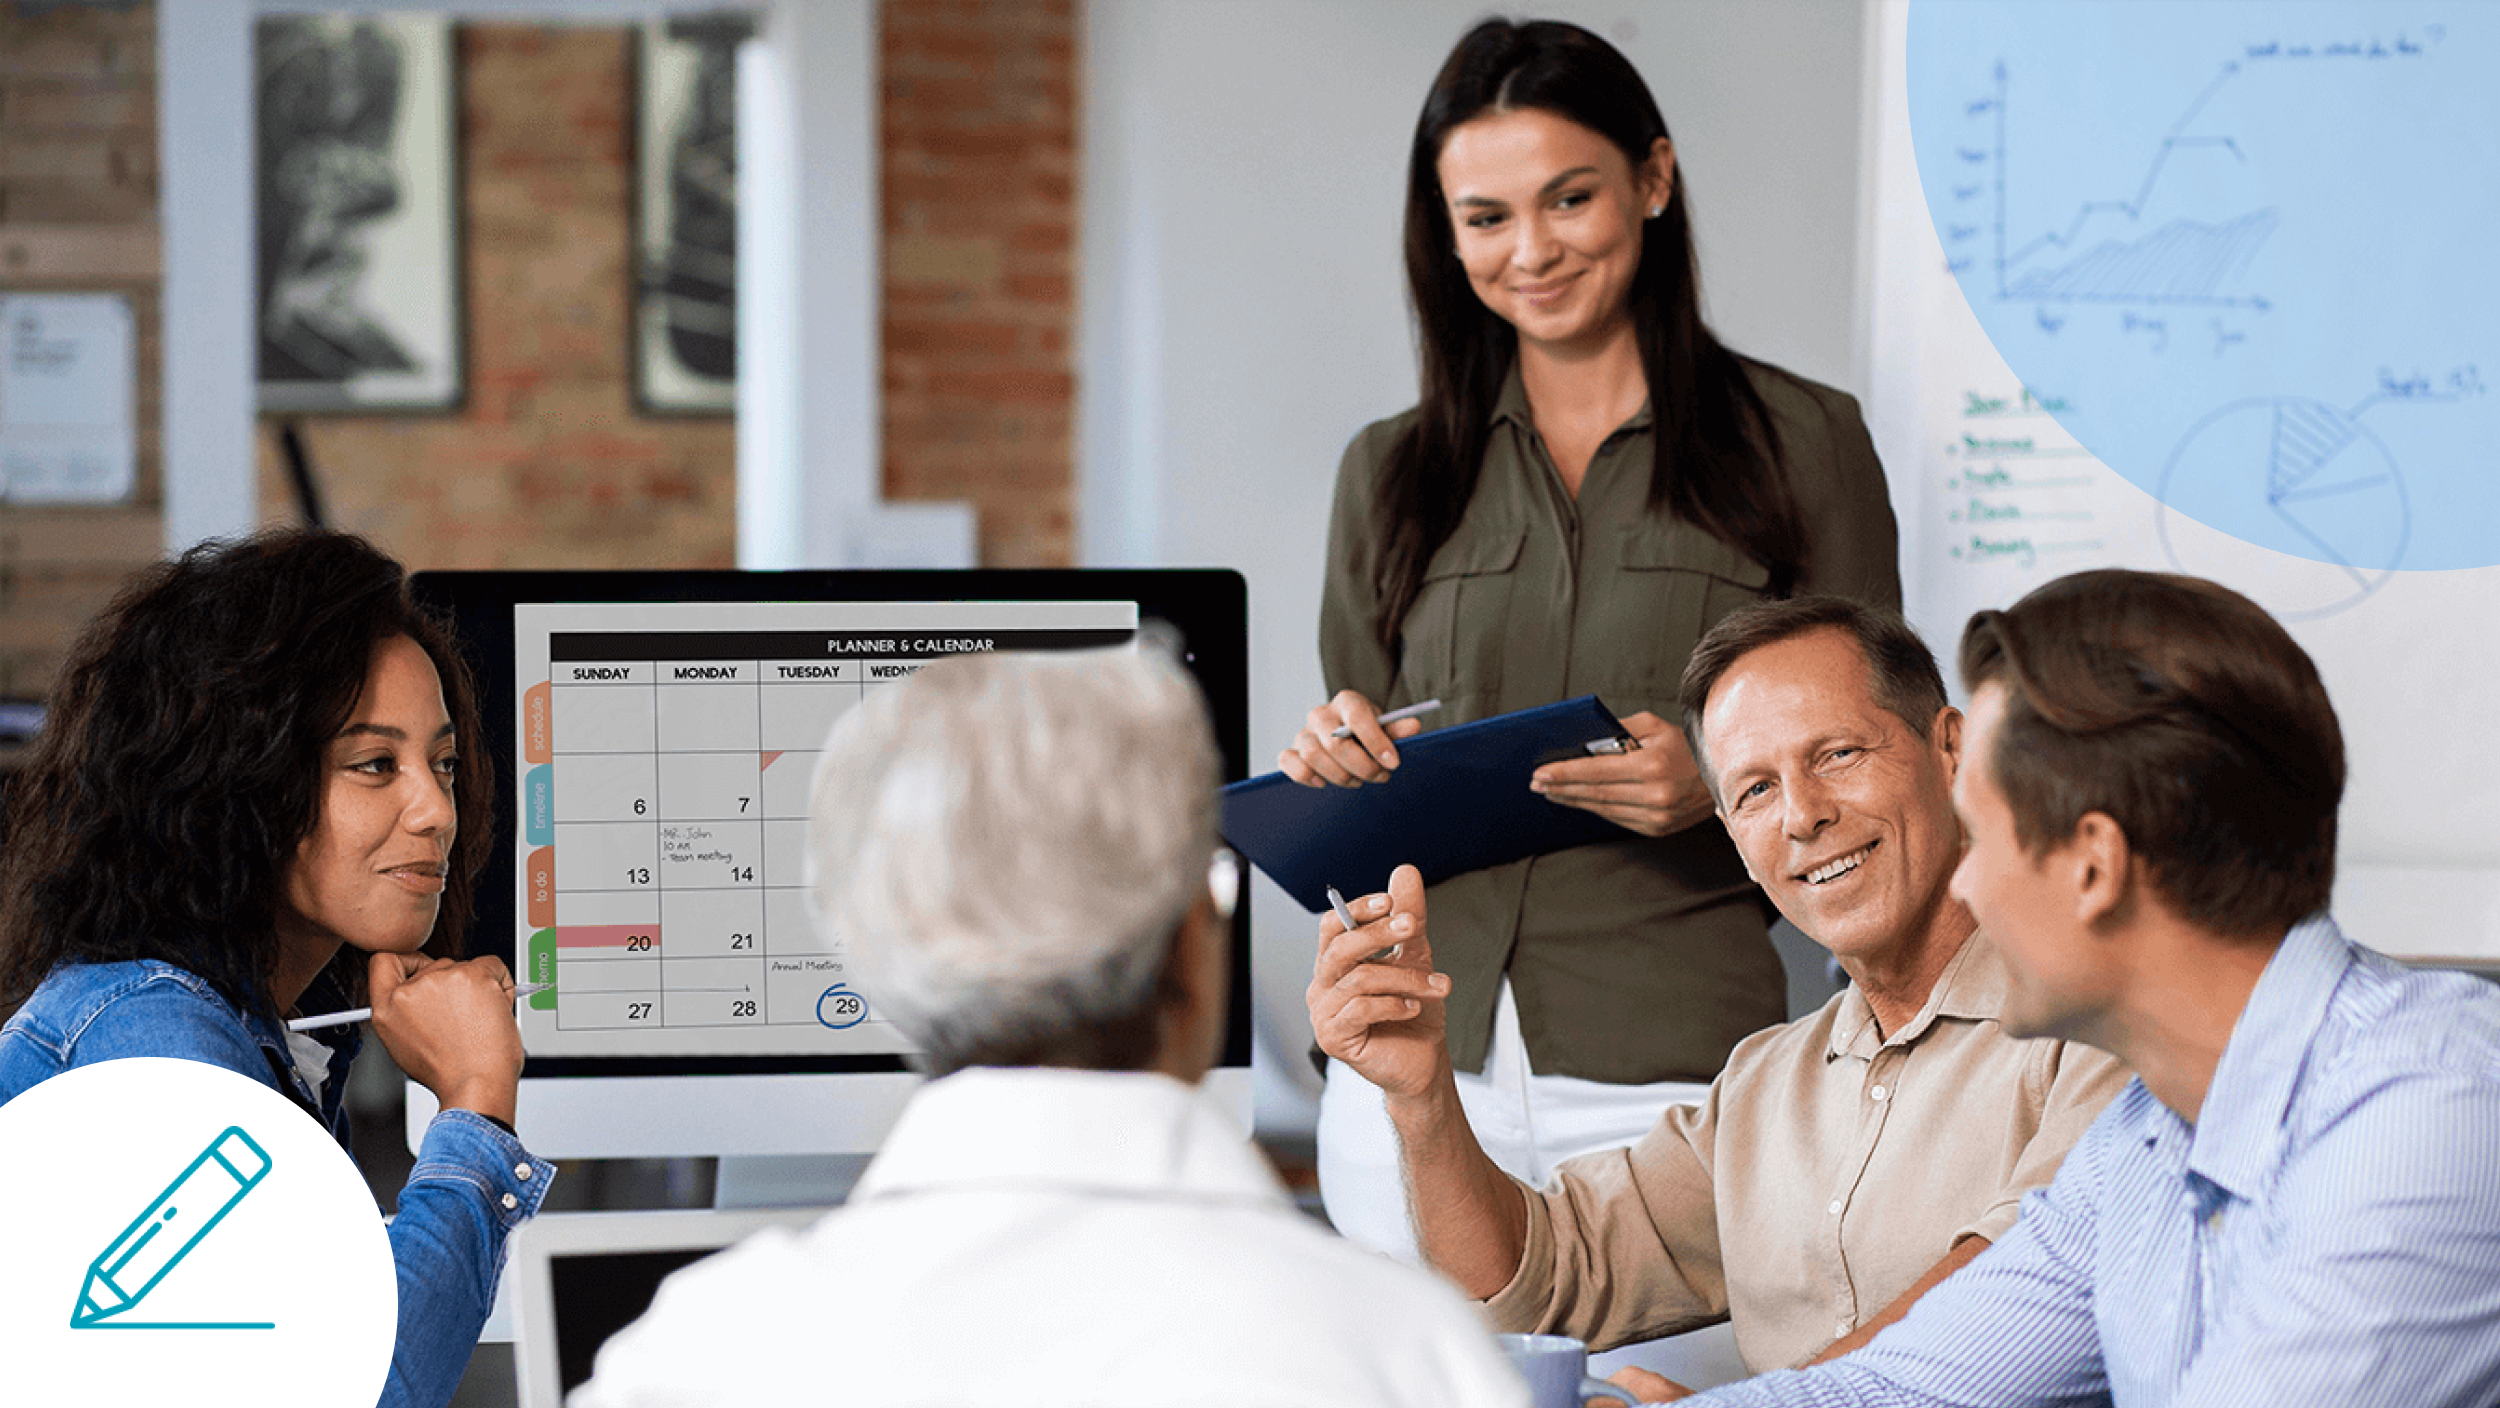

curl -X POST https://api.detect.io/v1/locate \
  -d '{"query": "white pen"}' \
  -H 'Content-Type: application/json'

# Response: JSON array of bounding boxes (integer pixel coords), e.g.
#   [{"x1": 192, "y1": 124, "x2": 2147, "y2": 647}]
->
[
  {"x1": 1327, "y1": 885, "x2": 1400, "y2": 965},
  {"x1": 288, "y1": 981, "x2": 551, "y2": 1033},
  {"x1": 1329, "y1": 698, "x2": 1443, "y2": 740}
]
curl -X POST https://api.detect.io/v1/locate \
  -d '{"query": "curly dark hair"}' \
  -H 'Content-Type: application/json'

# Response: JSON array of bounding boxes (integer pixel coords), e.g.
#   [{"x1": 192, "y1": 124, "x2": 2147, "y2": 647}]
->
[{"x1": 0, "y1": 530, "x2": 494, "y2": 1020}]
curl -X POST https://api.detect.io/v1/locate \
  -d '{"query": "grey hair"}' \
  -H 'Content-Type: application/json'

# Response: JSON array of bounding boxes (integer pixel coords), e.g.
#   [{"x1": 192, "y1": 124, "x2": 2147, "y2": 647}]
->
[{"x1": 804, "y1": 644, "x2": 1220, "y2": 1076}]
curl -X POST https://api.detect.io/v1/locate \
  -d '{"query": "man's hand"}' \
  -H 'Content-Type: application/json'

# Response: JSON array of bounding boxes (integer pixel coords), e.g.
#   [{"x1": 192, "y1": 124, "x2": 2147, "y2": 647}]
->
[
  {"x1": 1600, "y1": 1366, "x2": 1695, "y2": 1402},
  {"x1": 1310, "y1": 865, "x2": 1528, "y2": 1296},
  {"x1": 1529, "y1": 711, "x2": 1712, "y2": 837},
  {"x1": 1306, "y1": 864, "x2": 1450, "y2": 1101}
]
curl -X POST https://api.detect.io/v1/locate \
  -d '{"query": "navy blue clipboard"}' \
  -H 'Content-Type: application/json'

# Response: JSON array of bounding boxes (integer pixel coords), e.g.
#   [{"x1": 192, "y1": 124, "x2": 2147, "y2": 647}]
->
[{"x1": 1220, "y1": 695, "x2": 1636, "y2": 913}]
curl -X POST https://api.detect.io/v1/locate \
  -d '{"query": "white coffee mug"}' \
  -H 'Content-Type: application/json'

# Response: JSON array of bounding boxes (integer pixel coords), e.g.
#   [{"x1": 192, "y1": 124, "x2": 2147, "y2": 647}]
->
[{"x1": 1496, "y1": 1333, "x2": 1626, "y2": 1408}]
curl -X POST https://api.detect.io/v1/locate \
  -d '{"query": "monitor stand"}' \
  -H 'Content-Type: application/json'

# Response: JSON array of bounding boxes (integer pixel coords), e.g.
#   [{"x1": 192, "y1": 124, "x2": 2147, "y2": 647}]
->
[{"x1": 713, "y1": 1153, "x2": 875, "y2": 1208}]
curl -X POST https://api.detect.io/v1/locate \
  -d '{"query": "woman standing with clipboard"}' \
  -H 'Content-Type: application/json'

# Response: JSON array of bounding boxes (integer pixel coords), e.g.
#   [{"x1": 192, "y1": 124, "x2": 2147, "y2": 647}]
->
[{"x1": 1283, "y1": 19, "x2": 1901, "y2": 1256}]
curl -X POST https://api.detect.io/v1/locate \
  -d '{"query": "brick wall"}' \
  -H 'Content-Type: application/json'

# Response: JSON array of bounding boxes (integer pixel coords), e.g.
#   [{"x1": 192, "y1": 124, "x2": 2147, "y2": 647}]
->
[
  {"x1": 0, "y1": 0, "x2": 161, "y2": 700},
  {"x1": 277, "y1": 5, "x2": 1087, "y2": 573},
  {"x1": 254, "y1": 25, "x2": 738, "y2": 572},
  {"x1": 882, "y1": 0, "x2": 1077, "y2": 567},
  {"x1": 0, "y1": 3, "x2": 1084, "y2": 700}
]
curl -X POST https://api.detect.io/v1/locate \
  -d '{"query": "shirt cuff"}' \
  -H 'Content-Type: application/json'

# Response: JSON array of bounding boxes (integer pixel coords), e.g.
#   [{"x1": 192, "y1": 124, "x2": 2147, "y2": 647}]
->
[
  {"x1": 1480, "y1": 1178, "x2": 1555, "y2": 1331},
  {"x1": 413, "y1": 1107, "x2": 557, "y2": 1228}
]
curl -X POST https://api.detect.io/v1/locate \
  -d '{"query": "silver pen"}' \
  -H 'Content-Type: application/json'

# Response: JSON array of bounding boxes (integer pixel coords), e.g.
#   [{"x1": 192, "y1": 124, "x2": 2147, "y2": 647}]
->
[
  {"x1": 289, "y1": 980, "x2": 552, "y2": 1033},
  {"x1": 1327, "y1": 885, "x2": 1401, "y2": 964},
  {"x1": 1329, "y1": 698, "x2": 1443, "y2": 740}
]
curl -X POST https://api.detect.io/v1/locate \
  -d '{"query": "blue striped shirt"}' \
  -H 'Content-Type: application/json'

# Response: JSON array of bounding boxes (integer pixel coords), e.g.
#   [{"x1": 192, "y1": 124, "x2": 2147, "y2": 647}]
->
[{"x1": 1690, "y1": 914, "x2": 2500, "y2": 1407}]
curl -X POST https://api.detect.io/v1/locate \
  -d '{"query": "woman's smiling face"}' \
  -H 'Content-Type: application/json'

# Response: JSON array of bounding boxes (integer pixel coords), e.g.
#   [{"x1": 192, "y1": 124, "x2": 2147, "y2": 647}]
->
[
  {"x1": 278, "y1": 634, "x2": 459, "y2": 968},
  {"x1": 1437, "y1": 106, "x2": 1673, "y2": 356}
]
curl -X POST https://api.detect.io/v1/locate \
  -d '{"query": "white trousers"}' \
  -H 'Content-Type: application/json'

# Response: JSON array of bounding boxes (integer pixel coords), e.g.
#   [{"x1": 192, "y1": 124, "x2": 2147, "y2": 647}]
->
[{"x1": 1316, "y1": 979, "x2": 1709, "y2": 1262}]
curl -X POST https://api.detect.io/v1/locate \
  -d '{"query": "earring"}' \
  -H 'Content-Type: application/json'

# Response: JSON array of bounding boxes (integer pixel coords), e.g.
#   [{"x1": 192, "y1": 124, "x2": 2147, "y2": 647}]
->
[{"x1": 1648, "y1": 205, "x2": 1664, "y2": 219}]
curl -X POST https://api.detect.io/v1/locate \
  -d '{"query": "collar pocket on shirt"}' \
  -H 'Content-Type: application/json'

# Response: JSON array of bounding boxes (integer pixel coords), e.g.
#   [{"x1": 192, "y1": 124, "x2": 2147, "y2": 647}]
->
[
  {"x1": 1399, "y1": 521, "x2": 1526, "y2": 713},
  {"x1": 1617, "y1": 518, "x2": 1772, "y2": 588},
  {"x1": 1604, "y1": 519, "x2": 1774, "y2": 699}
]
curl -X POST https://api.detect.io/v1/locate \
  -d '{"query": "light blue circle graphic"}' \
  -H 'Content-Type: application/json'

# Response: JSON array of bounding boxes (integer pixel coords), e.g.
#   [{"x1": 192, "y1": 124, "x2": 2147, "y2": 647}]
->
[{"x1": 1909, "y1": 2, "x2": 2494, "y2": 570}]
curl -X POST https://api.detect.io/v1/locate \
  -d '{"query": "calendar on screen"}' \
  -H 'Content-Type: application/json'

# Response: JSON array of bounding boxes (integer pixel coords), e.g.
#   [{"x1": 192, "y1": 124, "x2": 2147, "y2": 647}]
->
[{"x1": 509, "y1": 598, "x2": 1137, "y2": 1059}]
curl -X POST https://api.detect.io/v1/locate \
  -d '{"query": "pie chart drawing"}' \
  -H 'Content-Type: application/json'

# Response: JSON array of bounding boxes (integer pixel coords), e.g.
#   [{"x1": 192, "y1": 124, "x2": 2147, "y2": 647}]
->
[{"x1": 2156, "y1": 397, "x2": 2409, "y2": 620}]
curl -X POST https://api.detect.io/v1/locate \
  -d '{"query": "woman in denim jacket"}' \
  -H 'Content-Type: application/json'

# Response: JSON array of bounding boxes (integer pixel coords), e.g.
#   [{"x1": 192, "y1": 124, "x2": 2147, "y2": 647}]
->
[{"x1": 0, "y1": 530, "x2": 553, "y2": 1408}]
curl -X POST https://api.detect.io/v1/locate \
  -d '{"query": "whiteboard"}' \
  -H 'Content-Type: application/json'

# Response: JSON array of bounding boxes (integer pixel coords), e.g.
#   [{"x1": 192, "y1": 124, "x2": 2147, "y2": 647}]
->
[{"x1": 1862, "y1": 0, "x2": 2500, "y2": 958}]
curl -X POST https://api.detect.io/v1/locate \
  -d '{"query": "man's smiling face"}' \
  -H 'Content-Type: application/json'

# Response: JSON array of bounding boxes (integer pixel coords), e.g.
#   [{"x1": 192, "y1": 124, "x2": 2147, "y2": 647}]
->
[{"x1": 1701, "y1": 628, "x2": 1966, "y2": 966}]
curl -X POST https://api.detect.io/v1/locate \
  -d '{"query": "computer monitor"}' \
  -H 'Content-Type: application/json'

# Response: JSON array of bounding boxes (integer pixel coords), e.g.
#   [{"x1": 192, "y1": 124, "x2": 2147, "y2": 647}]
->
[{"x1": 408, "y1": 569, "x2": 1250, "y2": 1159}]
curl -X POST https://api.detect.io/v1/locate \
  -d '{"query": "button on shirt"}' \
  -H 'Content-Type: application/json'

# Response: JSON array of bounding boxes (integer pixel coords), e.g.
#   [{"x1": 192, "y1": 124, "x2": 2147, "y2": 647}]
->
[
  {"x1": 1485, "y1": 934, "x2": 2129, "y2": 1373},
  {"x1": 1690, "y1": 914, "x2": 2500, "y2": 1407}
]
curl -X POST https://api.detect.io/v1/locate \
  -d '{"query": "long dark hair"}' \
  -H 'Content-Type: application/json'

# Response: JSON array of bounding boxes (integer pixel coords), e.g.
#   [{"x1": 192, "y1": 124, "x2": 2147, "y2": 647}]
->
[
  {"x1": 1374, "y1": 17, "x2": 1805, "y2": 650},
  {"x1": 0, "y1": 530, "x2": 495, "y2": 1021}
]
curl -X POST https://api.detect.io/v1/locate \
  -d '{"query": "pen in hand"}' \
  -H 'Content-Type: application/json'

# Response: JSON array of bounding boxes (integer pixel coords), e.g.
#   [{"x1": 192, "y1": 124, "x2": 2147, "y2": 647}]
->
[
  {"x1": 1328, "y1": 885, "x2": 1401, "y2": 965},
  {"x1": 1329, "y1": 698, "x2": 1442, "y2": 740},
  {"x1": 288, "y1": 981, "x2": 552, "y2": 1033}
]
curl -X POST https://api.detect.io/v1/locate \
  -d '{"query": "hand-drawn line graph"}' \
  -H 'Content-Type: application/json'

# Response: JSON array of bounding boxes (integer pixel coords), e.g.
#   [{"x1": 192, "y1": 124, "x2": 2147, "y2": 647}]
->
[
  {"x1": 1913, "y1": 6, "x2": 2498, "y2": 574},
  {"x1": 1980, "y1": 60, "x2": 2280, "y2": 309}
]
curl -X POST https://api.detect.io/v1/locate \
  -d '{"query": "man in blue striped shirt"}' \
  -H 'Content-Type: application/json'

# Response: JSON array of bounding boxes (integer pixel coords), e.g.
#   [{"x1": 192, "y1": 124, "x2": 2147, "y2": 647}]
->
[{"x1": 1679, "y1": 570, "x2": 2500, "y2": 1407}]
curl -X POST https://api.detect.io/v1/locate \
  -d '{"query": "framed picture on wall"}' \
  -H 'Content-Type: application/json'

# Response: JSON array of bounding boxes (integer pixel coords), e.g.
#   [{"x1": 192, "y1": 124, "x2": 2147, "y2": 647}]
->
[
  {"x1": 632, "y1": 15, "x2": 750, "y2": 416},
  {"x1": 254, "y1": 14, "x2": 464, "y2": 414}
]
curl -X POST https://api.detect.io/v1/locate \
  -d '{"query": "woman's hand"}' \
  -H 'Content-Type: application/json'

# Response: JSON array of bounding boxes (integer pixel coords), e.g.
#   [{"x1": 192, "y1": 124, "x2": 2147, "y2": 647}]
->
[
  {"x1": 1279, "y1": 689, "x2": 1428, "y2": 788},
  {"x1": 1527, "y1": 710, "x2": 1713, "y2": 837},
  {"x1": 367, "y1": 951, "x2": 526, "y2": 1127},
  {"x1": 1306, "y1": 865, "x2": 1452, "y2": 1102}
]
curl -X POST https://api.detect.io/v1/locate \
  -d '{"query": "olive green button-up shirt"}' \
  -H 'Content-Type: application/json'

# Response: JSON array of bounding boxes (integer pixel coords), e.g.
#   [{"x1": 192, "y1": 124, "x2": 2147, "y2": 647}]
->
[{"x1": 1319, "y1": 361, "x2": 1900, "y2": 1082}]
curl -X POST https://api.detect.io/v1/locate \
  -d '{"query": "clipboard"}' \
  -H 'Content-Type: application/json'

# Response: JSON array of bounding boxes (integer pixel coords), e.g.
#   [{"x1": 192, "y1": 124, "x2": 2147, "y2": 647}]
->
[{"x1": 1220, "y1": 695, "x2": 1638, "y2": 913}]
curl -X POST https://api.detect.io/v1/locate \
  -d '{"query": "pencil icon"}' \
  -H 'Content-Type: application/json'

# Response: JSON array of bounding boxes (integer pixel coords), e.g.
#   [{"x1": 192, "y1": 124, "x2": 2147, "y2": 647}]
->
[{"x1": 71, "y1": 1125, "x2": 276, "y2": 1330}]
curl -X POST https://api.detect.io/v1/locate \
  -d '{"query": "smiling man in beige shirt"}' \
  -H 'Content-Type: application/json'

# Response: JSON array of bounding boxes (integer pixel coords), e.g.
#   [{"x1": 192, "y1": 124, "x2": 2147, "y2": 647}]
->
[{"x1": 1310, "y1": 596, "x2": 2127, "y2": 1393}]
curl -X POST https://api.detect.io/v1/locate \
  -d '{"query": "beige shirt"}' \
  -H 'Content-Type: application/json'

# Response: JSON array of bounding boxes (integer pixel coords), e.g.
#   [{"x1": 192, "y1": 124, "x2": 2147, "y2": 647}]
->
[{"x1": 1483, "y1": 932, "x2": 2129, "y2": 1373}]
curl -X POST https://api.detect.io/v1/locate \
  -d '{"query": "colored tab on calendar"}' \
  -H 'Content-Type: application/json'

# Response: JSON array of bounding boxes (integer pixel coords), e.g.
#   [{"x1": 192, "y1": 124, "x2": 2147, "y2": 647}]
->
[
  {"x1": 523, "y1": 680, "x2": 552, "y2": 765},
  {"x1": 527, "y1": 929, "x2": 558, "y2": 1009},
  {"x1": 525, "y1": 765, "x2": 554, "y2": 845},
  {"x1": 527, "y1": 846, "x2": 556, "y2": 929}
]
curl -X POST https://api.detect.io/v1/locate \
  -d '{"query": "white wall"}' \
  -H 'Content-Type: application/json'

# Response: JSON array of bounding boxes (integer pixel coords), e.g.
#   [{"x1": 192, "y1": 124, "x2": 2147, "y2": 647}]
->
[{"x1": 1078, "y1": 1, "x2": 1876, "y2": 1134}]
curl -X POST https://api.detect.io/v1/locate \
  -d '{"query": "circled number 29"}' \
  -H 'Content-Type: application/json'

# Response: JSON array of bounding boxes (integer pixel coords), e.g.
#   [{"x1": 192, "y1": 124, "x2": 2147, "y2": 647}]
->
[{"x1": 816, "y1": 986, "x2": 868, "y2": 1030}]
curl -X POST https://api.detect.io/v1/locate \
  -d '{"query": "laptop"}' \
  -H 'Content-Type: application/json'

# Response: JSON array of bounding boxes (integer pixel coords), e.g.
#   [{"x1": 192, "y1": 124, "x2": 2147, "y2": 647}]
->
[{"x1": 506, "y1": 1207, "x2": 831, "y2": 1407}]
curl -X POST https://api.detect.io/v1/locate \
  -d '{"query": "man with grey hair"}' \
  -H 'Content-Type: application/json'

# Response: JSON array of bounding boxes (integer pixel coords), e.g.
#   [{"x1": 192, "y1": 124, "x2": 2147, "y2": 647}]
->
[
  {"x1": 577, "y1": 646, "x2": 1527, "y2": 1408},
  {"x1": 1312, "y1": 596, "x2": 2126, "y2": 1396}
]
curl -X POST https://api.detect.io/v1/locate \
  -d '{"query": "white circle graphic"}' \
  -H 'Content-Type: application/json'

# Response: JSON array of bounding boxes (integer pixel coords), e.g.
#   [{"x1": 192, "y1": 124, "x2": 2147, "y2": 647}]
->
[{"x1": 0, "y1": 1057, "x2": 396, "y2": 1408}]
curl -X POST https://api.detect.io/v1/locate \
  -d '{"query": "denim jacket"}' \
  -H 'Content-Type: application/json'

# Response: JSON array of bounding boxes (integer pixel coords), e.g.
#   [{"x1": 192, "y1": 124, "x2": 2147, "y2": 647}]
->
[{"x1": 0, "y1": 960, "x2": 556, "y2": 1408}]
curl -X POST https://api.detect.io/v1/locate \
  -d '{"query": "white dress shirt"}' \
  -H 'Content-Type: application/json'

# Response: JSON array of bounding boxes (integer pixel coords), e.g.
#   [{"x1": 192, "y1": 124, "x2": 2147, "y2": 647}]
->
[{"x1": 573, "y1": 1067, "x2": 1530, "y2": 1408}]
